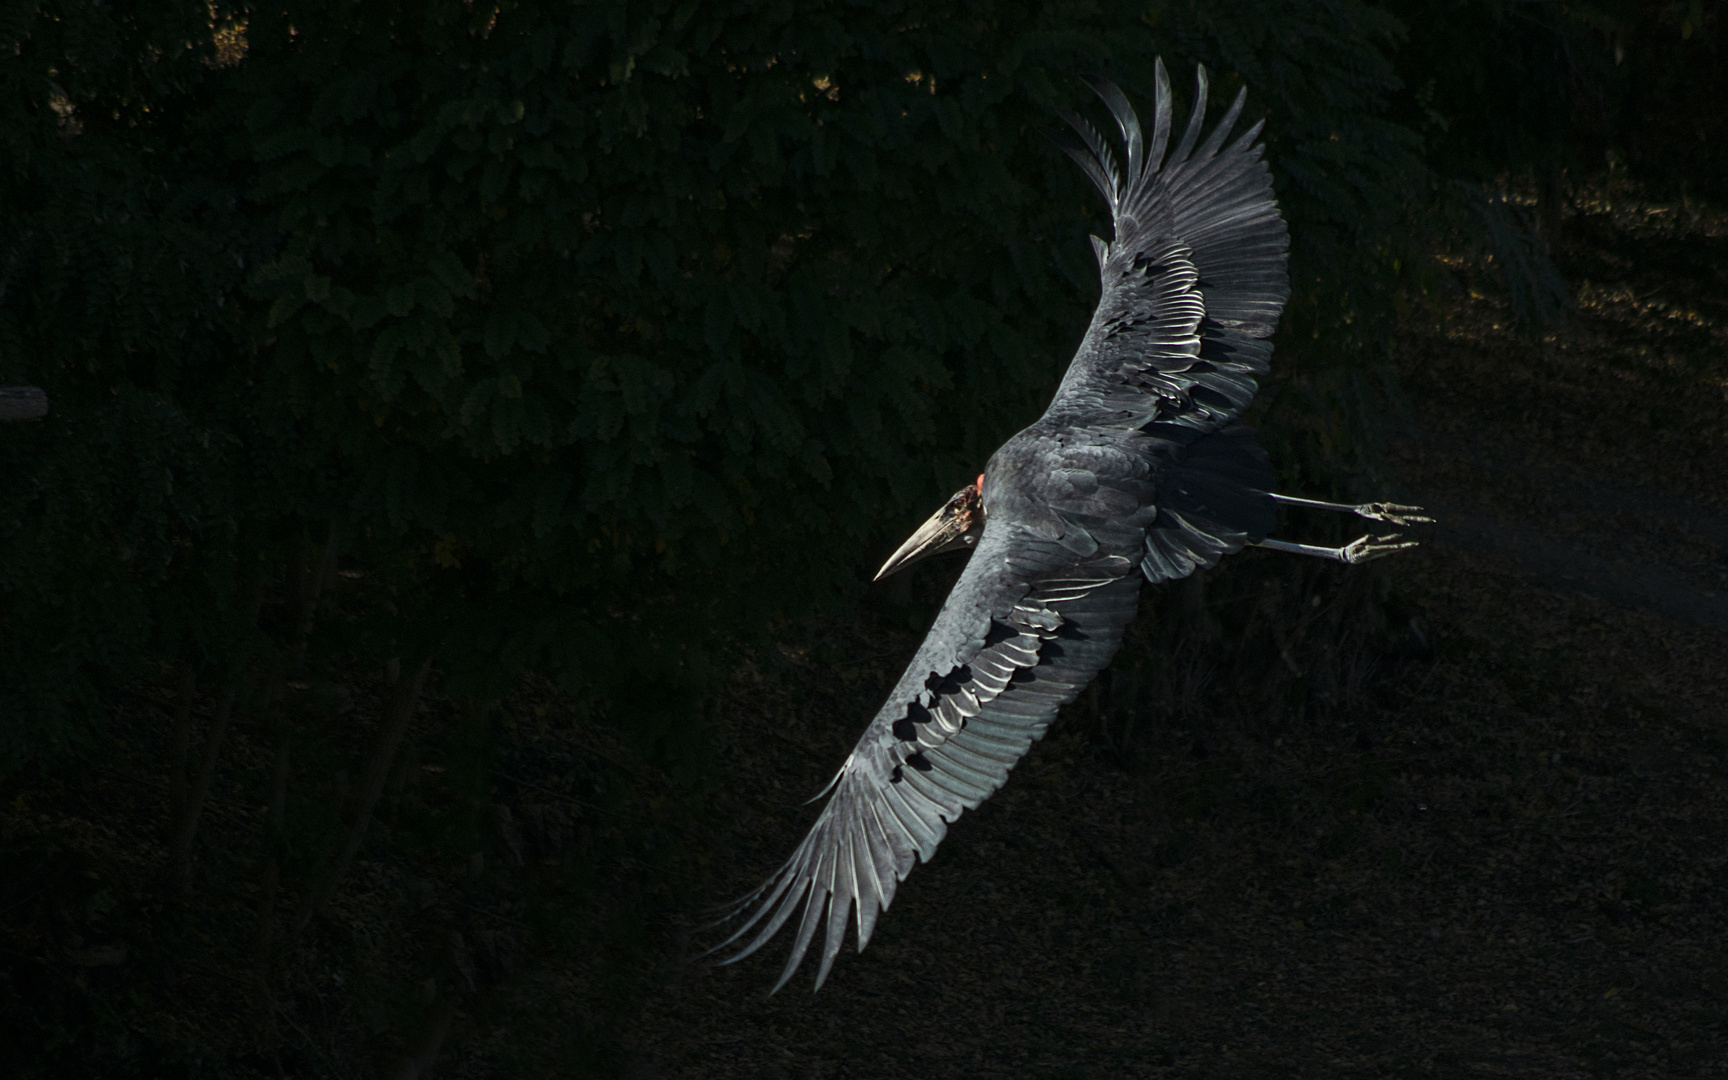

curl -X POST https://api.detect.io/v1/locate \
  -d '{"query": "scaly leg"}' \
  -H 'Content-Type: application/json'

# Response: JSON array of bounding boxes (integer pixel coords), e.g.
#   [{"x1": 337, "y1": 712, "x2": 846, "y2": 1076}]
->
[
  {"x1": 1254, "y1": 534, "x2": 1419, "y2": 565},
  {"x1": 1269, "y1": 493, "x2": 1434, "y2": 528}
]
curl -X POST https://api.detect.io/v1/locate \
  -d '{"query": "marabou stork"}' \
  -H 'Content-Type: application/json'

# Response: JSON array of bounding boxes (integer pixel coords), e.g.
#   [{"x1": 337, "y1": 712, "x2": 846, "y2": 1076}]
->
[{"x1": 710, "y1": 61, "x2": 1431, "y2": 992}]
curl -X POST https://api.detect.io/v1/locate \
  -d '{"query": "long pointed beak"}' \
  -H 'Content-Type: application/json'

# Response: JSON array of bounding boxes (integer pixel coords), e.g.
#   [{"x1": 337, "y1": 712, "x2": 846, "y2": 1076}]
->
[{"x1": 874, "y1": 504, "x2": 974, "y2": 582}]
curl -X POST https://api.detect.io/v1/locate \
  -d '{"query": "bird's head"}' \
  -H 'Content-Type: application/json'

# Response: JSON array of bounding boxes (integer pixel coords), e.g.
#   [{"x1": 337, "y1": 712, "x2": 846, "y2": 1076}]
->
[{"x1": 874, "y1": 474, "x2": 986, "y2": 582}]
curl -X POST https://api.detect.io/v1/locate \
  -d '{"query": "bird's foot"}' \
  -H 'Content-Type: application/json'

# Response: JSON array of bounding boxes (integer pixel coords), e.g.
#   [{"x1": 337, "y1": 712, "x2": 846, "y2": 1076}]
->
[
  {"x1": 1351, "y1": 502, "x2": 1434, "y2": 527},
  {"x1": 1268, "y1": 493, "x2": 1436, "y2": 528},
  {"x1": 1340, "y1": 533, "x2": 1420, "y2": 565}
]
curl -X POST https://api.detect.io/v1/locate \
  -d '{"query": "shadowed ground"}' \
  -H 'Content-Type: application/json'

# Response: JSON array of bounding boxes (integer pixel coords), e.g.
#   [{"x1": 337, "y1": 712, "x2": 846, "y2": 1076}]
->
[{"x1": 1, "y1": 190, "x2": 1722, "y2": 1080}]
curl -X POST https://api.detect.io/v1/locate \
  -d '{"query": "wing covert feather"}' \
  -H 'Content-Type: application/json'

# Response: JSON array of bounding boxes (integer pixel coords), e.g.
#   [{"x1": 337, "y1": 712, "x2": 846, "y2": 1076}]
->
[{"x1": 1048, "y1": 60, "x2": 1289, "y2": 439}]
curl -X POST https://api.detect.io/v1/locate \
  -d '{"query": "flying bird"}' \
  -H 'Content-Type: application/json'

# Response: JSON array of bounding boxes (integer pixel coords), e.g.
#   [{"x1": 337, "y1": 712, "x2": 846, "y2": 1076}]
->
[{"x1": 710, "y1": 61, "x2": 1430, "y2": 992}]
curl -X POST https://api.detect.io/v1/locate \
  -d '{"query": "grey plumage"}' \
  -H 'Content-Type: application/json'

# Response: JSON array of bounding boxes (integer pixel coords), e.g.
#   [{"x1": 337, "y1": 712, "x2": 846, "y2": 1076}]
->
[{"x1": 710, "y1": 60, "x2": 1291, "y2": 992}]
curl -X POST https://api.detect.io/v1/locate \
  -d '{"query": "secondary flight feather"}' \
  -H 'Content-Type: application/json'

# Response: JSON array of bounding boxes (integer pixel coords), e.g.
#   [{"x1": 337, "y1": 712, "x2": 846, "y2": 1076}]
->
[{"x1": 708, "y1": 60, "x2": 1428, "y2": 993}]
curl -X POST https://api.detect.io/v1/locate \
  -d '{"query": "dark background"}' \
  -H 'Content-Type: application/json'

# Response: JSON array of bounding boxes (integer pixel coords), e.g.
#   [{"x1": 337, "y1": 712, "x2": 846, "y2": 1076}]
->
[{"x1": 1, "y1": 1, "x2": 1724, "y2": 1076}]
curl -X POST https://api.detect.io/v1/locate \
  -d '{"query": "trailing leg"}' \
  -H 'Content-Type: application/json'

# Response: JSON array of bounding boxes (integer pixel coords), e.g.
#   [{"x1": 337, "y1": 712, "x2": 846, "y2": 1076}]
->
[
  {"x1": 1268, "y1": 493, "x2": 1433, "y2": 527},
  {"x1": 1254, "y1": 534, "x2": 1418, "y2": 565}
]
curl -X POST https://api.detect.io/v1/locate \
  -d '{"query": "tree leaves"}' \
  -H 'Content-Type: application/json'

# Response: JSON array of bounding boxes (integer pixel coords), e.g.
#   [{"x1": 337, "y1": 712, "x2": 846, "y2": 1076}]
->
[{"x1": 0, "y1": 0, "x2": 1550, "y2": 757}]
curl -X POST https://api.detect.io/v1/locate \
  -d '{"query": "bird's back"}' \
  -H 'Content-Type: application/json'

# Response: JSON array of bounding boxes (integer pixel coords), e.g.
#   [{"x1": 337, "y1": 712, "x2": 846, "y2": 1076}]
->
[{"x1": 1042, "y1": 63, "x2": 1289, "y2": 581}]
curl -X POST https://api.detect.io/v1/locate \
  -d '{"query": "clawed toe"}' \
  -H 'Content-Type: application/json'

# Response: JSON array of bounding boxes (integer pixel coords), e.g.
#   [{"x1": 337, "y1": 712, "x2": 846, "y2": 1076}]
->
[
  {"x1": 1354, "y1": 502, "x2": 1435, "y2": 527},
  {"x1": 1340, "y1": 533, "x2": 1421, "y2": 565}
]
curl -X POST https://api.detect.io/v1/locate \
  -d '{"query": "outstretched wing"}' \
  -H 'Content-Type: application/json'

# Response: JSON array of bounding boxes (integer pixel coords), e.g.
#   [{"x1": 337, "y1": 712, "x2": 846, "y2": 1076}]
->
[
  {"x1": 1047, "y1": 62, "x2": 1289, "y2": 580},
  {"x1": 712, "y1": 64, "x2": 1293, "y2": 994},
  {"x1": 709, "y1": 521, "x2": 1142, "y2": 992},
  {"x1": 1049, "y1": 60, "x2": 1288, "y2": 434}
]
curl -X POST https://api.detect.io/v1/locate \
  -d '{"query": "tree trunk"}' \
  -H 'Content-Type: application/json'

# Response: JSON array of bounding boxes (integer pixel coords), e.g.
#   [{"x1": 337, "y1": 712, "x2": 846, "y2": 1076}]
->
[
  {"x1": 294, "y1": 656, "x2": 433, "y2": 938},
  {"x1": 250, "y1": 523, "x2": 341, "y2": 971},
  {"x1": 165, "y1": 666, "x2": 199, "y2": 850},
  {"x1": 167, "y1": 681, "x2": 239, "y2": 900}
]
